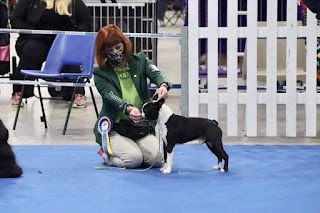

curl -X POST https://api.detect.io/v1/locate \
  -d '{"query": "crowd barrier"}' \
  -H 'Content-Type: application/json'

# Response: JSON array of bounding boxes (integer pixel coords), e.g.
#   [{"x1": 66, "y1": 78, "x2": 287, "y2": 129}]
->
[
  {"x1": 85, "y1": 0, "x2": 158, "y2": 64},
  {"x1": 0, "y1": 29, "x2": 181, "y2": 95},
  {"x1": 0, "y1": 29, "x2": 180, "y2": 88},
  {"x1": 2, "y1": 0, "x2": 160, "y2": 64}
]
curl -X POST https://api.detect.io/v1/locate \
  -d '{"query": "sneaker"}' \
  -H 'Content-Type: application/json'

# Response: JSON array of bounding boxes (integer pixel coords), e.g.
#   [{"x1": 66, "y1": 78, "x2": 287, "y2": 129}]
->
[
  {"x1": 11, "y1": 92, "x2": 25, "y2": 107},
  {"x1": 72, "y1": 94, "x2": 87, "y2": 108}
]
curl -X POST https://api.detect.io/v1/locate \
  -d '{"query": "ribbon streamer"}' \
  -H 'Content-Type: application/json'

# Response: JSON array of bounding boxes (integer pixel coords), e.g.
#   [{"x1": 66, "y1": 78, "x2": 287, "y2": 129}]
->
[{"x1": 97, "y1": 115, "x2": 114, "y2": 156}]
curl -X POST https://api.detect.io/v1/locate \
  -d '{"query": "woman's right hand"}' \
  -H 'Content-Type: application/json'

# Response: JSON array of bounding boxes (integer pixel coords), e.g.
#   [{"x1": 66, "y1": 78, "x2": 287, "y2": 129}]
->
[{"x1": 128, "y1": 106, "x2": 142, "y2": 123}]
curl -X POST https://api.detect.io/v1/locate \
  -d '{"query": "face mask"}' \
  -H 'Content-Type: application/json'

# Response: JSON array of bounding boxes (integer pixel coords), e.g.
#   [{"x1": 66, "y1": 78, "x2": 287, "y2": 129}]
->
[
  {"x1": 107, "y1": 56, "x2": 123, "y2": 67},
  {"x1": 106, "y1": 43, "x2": 124, "y2": 67}
]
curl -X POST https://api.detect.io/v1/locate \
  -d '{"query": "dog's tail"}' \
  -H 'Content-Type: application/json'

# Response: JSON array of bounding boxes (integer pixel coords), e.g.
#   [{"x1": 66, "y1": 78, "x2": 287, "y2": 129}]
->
[{"x1": 212, "y1": 119, "x2": 219, "y2": 125}]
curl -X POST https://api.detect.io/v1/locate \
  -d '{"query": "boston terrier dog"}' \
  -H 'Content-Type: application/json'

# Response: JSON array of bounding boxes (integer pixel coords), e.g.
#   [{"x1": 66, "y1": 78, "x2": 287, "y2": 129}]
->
[
  {"x1": 0, "y1": 119, "x2": 23, "y2": 178},
  {"x1": 141, "y1": 97, "x2": 228, "y2": 174}
]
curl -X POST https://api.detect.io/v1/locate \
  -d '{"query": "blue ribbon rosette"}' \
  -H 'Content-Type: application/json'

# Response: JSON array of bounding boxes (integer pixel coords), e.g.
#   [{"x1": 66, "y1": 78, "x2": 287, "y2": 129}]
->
[{"x1": 97, "y1": 115, "x2": 113, "y2": 156}]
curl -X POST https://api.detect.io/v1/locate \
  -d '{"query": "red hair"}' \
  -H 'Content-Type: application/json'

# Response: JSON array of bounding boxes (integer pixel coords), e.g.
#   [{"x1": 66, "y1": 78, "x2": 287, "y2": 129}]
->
[{"x1": 95, "y1": 24, "x2": 132, "y2": 70}]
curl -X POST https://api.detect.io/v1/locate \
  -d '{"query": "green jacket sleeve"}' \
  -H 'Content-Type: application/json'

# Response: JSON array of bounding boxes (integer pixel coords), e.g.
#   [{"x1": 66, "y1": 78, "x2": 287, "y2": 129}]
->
[{"x1": 94, "y1": 69, "x2": 128, "y2": 113}]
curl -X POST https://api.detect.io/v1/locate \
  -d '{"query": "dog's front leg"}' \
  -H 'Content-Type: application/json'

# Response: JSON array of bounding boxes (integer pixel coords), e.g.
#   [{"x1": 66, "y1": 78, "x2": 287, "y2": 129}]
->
[
  {"x1": 160, "y1": 153, "x2": 174, "y2": 173},
  {"x1": 161, "y1": 143, "x2": 174, "y2": 174},
  {"x1": 160, "y1": 143, "x2": 168, "y2": 172},
  {"x1": 161, "y1": 151, "x2": 173, "y2": 174}
]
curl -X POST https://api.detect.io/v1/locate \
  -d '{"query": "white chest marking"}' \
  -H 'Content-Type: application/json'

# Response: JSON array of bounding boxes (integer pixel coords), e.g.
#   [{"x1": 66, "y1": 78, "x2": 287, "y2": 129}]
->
[{"x1": 156, "y1": 104, "x2": 174, "y2": 145}]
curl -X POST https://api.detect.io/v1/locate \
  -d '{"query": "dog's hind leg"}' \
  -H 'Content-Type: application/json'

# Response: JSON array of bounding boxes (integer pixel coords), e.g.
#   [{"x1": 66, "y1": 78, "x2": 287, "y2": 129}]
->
[
  {"x1": 214, "y1": 139, "x2": 229, "y2": 172},
  {"x1": 205, "y1": 140, "x2": 223, "y2": 170},
  {"x1": 206, "y1": 129, "x2": 229, "y2": 172}
]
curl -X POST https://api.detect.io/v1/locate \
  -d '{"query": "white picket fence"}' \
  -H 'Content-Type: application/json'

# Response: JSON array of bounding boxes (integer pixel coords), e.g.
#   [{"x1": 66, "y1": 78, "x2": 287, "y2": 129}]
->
[{"x1": 182, "y1": 0, "x2": 320, "y2": 137}]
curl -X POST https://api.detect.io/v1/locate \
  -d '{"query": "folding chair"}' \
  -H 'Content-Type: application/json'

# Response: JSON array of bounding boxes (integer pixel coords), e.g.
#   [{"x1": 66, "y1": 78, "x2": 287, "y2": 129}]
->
[
  {"x1": 13, "y1": 34, "x2": 99, "y2": 135},
  {"x1": 161, "y1": 0, "x2": 186, "y2": 27}
]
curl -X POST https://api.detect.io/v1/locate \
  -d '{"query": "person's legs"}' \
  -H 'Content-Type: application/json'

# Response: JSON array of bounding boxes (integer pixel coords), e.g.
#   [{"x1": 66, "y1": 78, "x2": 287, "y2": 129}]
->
[
  {"x1": 12, "y1": 39, "x2": 49, "y2": 104},
  {"x1": 157, "y1": 0, "x2": 167, "y2": 25},
  {"x1": 59, "y1": 65, "x2": 87, "y2": 107},
  {"x1": 135, "y1": 134, "x2": 163, "y2": 168},
  {"x1": 60, "y1": 85, "x2": 86, "y2": 107},
  {"x1": 61, "y1": 86, "x2": 85, "y2": 100},
  {"x1": 104, "y1": 131, "x2": 144, "y2": 168}
]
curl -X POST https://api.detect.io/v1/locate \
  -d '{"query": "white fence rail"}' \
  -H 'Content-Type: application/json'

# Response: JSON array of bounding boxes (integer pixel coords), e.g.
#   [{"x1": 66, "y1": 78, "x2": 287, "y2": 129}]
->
[{"x1": 183, "y1": 0, "x2": 320, "y2": 137}]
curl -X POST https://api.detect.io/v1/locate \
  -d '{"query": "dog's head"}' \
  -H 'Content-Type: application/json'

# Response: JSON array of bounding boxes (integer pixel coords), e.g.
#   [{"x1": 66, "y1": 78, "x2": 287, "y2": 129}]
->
[
  {"x1": 141, "y1": 96, "x2": 165, "y2": 121},
  {"x1": 0, "y1": 119, "x2": 9, "y2": 144}
]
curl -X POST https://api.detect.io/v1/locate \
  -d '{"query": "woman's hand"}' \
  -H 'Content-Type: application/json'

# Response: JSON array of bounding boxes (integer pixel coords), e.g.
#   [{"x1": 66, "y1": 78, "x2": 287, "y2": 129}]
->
[
  {"x1": 157, "y1": 83, "x2": 169, "y2": 100},
  {"x1": 127, "y1": 106, "x2": 142, "y2": 123}
]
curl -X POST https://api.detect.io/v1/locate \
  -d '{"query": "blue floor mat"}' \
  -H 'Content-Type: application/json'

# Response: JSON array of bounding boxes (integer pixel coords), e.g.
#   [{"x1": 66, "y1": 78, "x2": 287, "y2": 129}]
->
[{"x1": 1, "y1": 145, "x2": 320, "y2": 213}]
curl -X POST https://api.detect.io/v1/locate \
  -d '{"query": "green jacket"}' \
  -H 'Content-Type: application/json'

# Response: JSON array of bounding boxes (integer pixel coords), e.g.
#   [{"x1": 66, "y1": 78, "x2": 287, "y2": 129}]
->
[{"x1": 93, "y1": 52, "x2": 172, "y2": 145}]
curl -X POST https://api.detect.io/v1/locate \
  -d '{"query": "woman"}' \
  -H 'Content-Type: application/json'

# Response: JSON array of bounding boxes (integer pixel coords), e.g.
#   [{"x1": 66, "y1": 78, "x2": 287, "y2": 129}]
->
[
  {"x1": 9, "y1": 0, "x2": 92, "y2": 107},
  {"x1": 94, "y1": 24, "x2": 172, "y2": 169},
  {"x1": 301, "y1": 0, "x2": 320, "y2": 20}
]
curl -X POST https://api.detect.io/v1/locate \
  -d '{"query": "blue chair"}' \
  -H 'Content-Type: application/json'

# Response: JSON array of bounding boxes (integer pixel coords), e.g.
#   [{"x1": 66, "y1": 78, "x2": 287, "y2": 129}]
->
[{"x1": 13, "y1": 34, "x2": 98, "y2": 135}]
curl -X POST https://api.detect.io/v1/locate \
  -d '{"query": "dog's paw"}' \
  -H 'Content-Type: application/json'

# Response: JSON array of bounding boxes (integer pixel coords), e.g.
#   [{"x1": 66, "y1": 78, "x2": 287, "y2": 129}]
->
[
  {"x1": 161, "y1": 168, "x2": 172, "y2": 174},
  {"x1": 213, "y1": 165, "x2": 220, "y2": 170},
  {"x1": 160, "y1": 163, "x2": 167, "y2": 172},
  {"x1": 213, "y1": 162, "x2": 221, "y2": 170},
  {"x1": 160, "y1": 164, "x2": 172, "y2": 174},
  {"x1": 220, "y1": 168, "x2": 226, "y2": 173}
]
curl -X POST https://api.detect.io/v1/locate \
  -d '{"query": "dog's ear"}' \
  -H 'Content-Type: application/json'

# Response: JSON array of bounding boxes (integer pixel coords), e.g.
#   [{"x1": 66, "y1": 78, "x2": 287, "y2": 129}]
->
[
  {"x1": 152, "y1": 93, "x2": 158, "y2": 101},
  {"x1": 156, "y1": 98, "x2": 165, "y2": 108},
  {"x1": 212, "y1": 119, "x2": 219, "y2": 125}
]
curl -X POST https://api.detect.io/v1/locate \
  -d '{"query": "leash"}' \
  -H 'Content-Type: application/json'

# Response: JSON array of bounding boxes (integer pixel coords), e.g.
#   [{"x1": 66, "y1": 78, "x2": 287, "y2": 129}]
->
[
  {"x1": 131, "y1": 128, "x2": 162, "y2": 172},
  {"x1": 95, "y1": 93, "x2": 162, "y2": 172}
]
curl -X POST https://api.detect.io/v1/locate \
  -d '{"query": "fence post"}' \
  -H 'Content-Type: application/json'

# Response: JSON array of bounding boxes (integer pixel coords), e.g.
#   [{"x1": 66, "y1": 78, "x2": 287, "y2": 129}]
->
[
  {"x1": 187, "y1": 0, "x2": 199, "y2": 117},
  {"x1": 207, "y1": 0, "x2": 219, "y2": 121},
  {"x1": 226, "y1": 0, "x2": 239, "y2": 136},
  {"x1": 305, "y1": 9, "x2": 318, "y2": 137},
  {"x1": 246, "y1": 0, "x2": 258, "y2": 136},
  {"x1": 286, "y1": 0, "x2": 298, "y2": 137},
  {"x1": 181, "y1": 26, "x2": 189, "y2": 117},
  {"x1": 266, "y1": 0, "x2": 278, "y2": 136}
]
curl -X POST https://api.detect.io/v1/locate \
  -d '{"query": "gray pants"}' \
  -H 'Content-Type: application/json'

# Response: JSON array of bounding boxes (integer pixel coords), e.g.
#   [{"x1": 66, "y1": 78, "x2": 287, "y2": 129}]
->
[{"x1": 105, "y1": 132, "x2": 163, "y2": 169}]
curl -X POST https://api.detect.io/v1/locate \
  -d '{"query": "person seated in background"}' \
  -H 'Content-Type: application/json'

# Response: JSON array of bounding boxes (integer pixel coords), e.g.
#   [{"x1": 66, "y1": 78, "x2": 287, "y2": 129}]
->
[
  {"x1": 93, "y1": 24, "x2": 172, "y2": 169},
  {"x1": 299, "y1": 0, "x2": 320, "y2": 86},
  {"x1": 156, "y1": 0, "x2": 167, "y2": 26},
  {"x1": 9, "y1": 0, "x2": 92, "y2": 108},
  {"x1": 184, "y1": 0, "x2": 247, "y2": 71},
  {"x1": 301, "y1": 0, "x2": 320, "y2": 20}
]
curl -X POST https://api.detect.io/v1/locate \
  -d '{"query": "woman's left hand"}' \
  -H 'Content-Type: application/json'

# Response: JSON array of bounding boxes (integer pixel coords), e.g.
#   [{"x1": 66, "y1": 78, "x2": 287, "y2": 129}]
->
[{"x1": 157, "y1": 84, "x2": 169, "y2": 100}]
